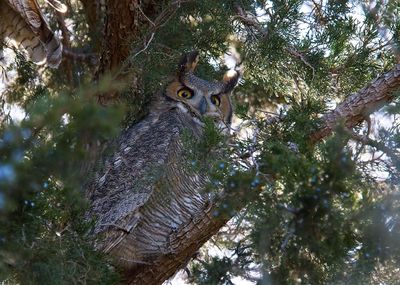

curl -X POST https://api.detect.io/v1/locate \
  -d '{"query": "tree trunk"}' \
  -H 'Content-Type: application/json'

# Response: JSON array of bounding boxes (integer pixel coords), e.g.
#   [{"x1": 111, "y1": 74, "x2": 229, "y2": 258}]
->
[{"x1": 95, "y1": 0, "x2": 160, "y2": 105}]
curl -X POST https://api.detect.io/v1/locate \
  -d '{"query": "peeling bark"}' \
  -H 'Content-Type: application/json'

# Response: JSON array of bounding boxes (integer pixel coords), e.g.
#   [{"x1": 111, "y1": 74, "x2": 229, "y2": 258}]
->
[{"x1": 311, "y1": 64, "x2": 400, "y2": 142}]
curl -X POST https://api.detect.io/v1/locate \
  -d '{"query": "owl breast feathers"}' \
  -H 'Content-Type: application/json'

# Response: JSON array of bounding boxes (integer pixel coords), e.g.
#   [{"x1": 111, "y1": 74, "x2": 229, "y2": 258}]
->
[
  {"x1": 0, "y1": 0, "x2": 65, "y2": 68},
  {"x1": 86, "y1": 51, "x2": 240, "y2": 269}
]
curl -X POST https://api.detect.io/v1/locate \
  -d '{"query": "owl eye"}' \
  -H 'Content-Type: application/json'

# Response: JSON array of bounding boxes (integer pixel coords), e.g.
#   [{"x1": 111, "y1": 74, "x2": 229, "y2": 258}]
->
[
  {"x1": 177, "y1": 88, "x2": 194, "y2": 99},
  {"x1": 210, "y1": 94, "x2": 221, "y2": 106}
]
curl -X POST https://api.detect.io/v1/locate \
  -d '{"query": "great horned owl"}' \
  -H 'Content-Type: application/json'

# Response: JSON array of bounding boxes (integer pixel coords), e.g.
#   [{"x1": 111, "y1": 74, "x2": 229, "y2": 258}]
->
[
  {"x1": 0, "y1": 0, "x2": 65, "y2": 68},
  {"x1": 86, "y1": 51, "x2": 239, "y2": 273}
]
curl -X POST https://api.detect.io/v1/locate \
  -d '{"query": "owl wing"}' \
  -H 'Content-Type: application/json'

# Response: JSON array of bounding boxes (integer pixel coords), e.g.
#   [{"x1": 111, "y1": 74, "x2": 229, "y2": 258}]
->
[
  {"x1": 86, "y1": 108, "x2": 188, "y2": 252},
  {"x1": 0, "y1": 0, "x2": 64, "y2": 67}
]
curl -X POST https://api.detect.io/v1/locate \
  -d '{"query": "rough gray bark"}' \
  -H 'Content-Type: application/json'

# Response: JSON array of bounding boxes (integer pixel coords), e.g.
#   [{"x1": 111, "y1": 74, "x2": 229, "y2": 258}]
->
[{"x1": 311, "y1": 64, "x2": 400, "y2": 142}]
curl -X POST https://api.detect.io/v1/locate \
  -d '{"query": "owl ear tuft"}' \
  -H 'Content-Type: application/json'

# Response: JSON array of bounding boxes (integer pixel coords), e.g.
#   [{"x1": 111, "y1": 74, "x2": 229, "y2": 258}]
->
[
  {"x1": 178, "y1": 50, "x2": 199, "y2": 76},
  {"x1": 222, "y1": 69, "x2": 240, "y2": 93}
]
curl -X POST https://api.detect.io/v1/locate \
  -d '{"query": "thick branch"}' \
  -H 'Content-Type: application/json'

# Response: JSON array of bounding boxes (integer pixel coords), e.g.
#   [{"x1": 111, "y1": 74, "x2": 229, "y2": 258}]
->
[
  {"x1": 311, "y1": 64, "x2": 400, "y2": 142},
  {"x1": 233, "y1": 4, "x2": 315, "y2": 73},
  {"x1": 124, "y1": 208, "x2": 229, "y2": 285},
  {"x1": 347, "y1": 130, "x2": 400, "y2": 165}
]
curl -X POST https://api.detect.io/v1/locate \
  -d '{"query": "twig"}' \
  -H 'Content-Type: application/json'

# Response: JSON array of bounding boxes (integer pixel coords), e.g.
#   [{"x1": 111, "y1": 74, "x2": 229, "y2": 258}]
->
[
  {"x1": 233, "y1": 4, "x2": 315, "y2": 76},
  {"x1": 278, "y1": 203, "x2": 300, "y2": 214},
  {"x1": 285, "y1": 46, "x2": 315, "y2": 80},
  {"x1": 280, "y1": 222, "x2": 296, "y2": 250},
  {"x1": 233, "y1": 4, "x2": 267, "y2": 37},
  {"x1": 250, "y1": 126, "x2": 260, "y2": 176},
  {"x1": 132, "y1": 32, "x2": 155, "y2": 59},
  {"x1": 99, "y1": 223, "x2": 130, "y2": 233},
  {"x1": 346, "y1": 129, "x2": 399, "y2": 165},
  {"x1": 137, "y1": 3, "x2": 155, "y2": 26},
  {"x1": 362, "y1": 3, "x2": 400, "y2": 61},
  {"x1": 119, "y1": 258, "x2": 152, "y2": 265},
  {"x1": 115, "y1": 0, "x2": 192, "y2": 79}
]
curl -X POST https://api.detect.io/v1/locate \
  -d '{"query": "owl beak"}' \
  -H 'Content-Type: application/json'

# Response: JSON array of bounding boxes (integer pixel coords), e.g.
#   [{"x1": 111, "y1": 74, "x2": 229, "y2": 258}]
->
[
  {"x1": 199, "y1": 97, "x2": 207, "y2": 115},
  {"x1": 198, "y1": 97, "x2": 223, "y2": 120}
]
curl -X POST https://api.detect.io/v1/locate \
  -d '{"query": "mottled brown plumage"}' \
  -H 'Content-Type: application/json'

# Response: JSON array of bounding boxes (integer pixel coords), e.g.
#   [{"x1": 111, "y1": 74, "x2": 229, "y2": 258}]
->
[
  {"x1": 0, "y1": 0, "x2": 65, "y2": 67},
  {"x1": 86, "y1": 52, "x2": 239, "y2": 271}
]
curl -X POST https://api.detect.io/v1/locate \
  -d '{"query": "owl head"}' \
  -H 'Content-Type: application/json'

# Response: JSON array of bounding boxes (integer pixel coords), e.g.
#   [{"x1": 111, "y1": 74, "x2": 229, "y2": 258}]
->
[{"x1": 165, "y1": 51, "x2": 239, "y2": 126}]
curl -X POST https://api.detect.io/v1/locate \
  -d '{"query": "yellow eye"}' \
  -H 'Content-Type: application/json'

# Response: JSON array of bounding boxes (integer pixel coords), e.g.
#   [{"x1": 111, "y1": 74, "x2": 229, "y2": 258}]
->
[
  {"x1": 177, "y1": 88, "x2": 193, "y2": 99},
  {"x1": 211, "y1": 94, "x2": 221, "y2": 106}
]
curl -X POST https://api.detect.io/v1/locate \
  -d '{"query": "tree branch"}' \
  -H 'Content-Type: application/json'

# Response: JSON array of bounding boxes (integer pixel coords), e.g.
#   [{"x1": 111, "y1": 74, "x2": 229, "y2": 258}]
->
[
  {"x1": 233, "y1": 4, "x2": 315, "y2": 74},
  {"x1": 346, "y1": 130, "x2": 399, "y2": 166},
  {"x1": 311, "y1": 64, "x2": 400, "y2": 142}
]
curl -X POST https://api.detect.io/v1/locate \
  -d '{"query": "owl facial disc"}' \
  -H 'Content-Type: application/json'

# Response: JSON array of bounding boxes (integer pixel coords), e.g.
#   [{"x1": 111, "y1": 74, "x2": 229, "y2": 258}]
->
[{"x1": 165, "y1": 51, "x2": 240, "y2": 127}]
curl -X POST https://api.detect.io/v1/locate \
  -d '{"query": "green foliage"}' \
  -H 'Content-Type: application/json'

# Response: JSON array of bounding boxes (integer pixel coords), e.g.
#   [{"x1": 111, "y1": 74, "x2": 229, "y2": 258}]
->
[
  {"x1": 0, "y1": 77, "x2": 126, "y2": 283},
  {"x1": 1, "y1": 0, "x2": 400, "y2": 284}
]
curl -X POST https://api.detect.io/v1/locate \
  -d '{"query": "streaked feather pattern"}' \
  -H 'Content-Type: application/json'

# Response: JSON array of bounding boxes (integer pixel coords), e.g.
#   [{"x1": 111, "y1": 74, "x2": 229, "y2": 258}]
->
[
  {"x1": 0, "y1": 0, "x2": 65, "y2": 68},
  {"x1": 85, "y1": 52, "x2": 238, "y2": 270}
]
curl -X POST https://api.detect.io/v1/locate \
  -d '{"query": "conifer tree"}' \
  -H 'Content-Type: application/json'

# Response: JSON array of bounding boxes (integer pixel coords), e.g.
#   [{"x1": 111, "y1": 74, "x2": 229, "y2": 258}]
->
[{"x1": 0, "y1": 0, "x2": 399, "y2": 284}]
